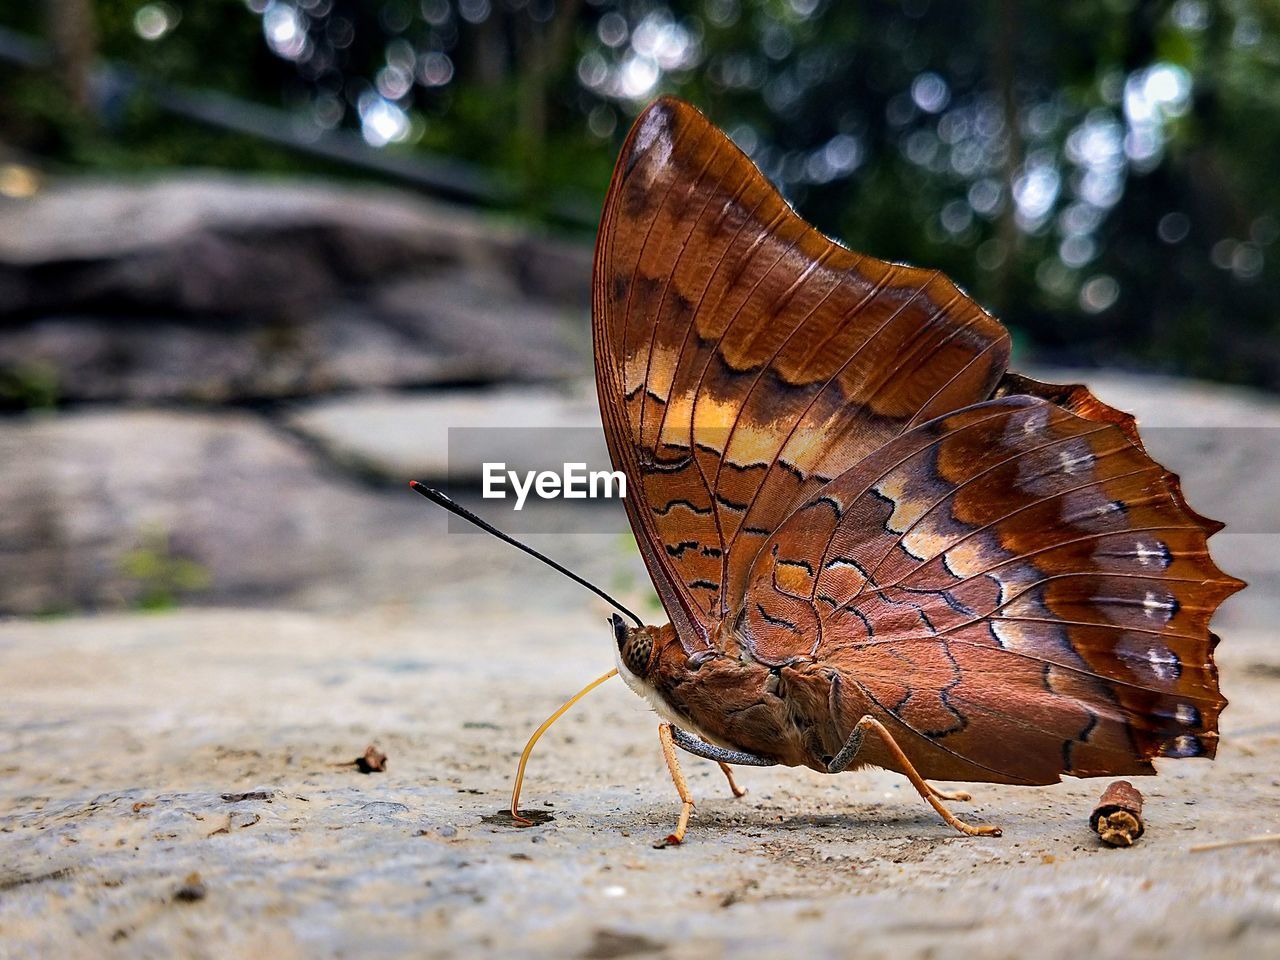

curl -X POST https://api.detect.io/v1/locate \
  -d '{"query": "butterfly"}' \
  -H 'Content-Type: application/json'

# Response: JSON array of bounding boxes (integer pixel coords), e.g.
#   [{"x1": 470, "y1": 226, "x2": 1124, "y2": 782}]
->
[
  {"x1": 590, "y1": 97, "x2": 1241, "y2": 843},
  {"x1": 414, "y1": 95, "x2": 1242, "y2": 845}
]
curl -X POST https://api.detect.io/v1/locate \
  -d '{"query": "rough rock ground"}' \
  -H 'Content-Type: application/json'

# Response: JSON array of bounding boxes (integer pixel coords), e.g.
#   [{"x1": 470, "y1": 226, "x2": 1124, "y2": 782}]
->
[{"x1": 1, "y1": 603, "x2": 1278, "y2": 959}]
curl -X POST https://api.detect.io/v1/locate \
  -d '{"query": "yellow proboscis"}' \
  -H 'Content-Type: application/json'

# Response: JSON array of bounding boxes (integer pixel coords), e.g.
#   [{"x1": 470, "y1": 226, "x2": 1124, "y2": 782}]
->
[{"x1": 509, "y1": 668, "x2": 619, "y2": 825}]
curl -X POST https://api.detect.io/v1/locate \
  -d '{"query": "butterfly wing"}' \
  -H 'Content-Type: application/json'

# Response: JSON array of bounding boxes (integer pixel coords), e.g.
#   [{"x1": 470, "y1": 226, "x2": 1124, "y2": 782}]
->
[
  {"x1": 593, "y1": 97, "x2": 1010, "y2": 649},
  {"x1": 995, "y1": 371, "x2": 1225, "y2": 536},
  {"x1": 743, "y1": 395, "x2": 1242, "y2": 783}
]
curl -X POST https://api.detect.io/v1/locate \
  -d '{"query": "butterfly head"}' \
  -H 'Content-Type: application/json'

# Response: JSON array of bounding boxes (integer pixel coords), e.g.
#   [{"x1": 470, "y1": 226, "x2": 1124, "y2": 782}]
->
[{"x1": 610, "y1": 613, "x2": 659, "y2": 679}]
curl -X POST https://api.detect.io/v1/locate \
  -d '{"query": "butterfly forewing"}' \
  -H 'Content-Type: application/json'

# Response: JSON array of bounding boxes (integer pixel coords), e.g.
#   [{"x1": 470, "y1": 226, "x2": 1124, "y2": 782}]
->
[{"x1": 594, "y1": 97, "x2": 1010, "y2": 643}]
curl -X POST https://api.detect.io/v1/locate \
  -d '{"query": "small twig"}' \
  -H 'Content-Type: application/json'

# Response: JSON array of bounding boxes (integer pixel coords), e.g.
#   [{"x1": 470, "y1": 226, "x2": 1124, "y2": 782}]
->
[
  {"x1": 1190, "y1": 833, "x2": 1280, "y2": 853},
  {"x1": 355, "y1": 745, "x2": 387, "y2": 773},
  {"x1": 334, "y1": 745, "x2": 389, "y2": 774},
  {"x1": 1091, "y1": 780, "x2": 1144, "y2": 847}
]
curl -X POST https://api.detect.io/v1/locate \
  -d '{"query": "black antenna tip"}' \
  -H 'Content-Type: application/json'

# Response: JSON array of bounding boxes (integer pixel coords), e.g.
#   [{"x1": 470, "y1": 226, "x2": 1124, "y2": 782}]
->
[{"x1": 409, "y1": 481, "x2": 450, "y2": 507}]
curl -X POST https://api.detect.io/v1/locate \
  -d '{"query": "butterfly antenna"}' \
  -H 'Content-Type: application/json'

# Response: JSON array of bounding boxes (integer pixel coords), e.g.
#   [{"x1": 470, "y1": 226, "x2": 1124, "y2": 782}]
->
[{"x1": 408, "y1": 481, "x2": 645, "y2": 629}]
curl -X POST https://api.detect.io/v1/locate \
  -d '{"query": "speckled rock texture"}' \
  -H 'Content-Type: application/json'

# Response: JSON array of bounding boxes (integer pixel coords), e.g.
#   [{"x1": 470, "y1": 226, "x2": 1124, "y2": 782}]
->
[{"x1": 1, "y1": 597, "x2": 1278, "y2": 959}]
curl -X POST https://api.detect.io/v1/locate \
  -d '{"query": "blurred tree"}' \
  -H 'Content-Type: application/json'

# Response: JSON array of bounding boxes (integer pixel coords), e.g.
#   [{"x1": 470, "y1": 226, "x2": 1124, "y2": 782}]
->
[
  {"x1": 42, "y1": 0, "x2": 98, "y2": 115},
  {"x1": 0, "y1": 0, "x2": 1277, "y2": 388}
]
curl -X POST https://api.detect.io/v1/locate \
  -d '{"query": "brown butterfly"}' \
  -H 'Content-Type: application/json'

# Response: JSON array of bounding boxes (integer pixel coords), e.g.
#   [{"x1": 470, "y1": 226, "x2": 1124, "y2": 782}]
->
[{"x1": 415, "y1": 96, "x2": 1242, "y2": 845}]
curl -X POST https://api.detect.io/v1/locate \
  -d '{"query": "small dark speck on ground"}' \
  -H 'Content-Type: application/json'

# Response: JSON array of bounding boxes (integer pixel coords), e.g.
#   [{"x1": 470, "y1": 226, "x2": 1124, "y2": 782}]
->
[
  {"x1": 220, "y1": 791, "x2": 273, "y2": 802},
  {"x1": 173, "y1": 873, "x2": 206, "y2": 903},
  {"x1": 581, "y1": 929, "x2": 665, "y2": 959},
  {"x1": 482, "y1": 809, "x2": 555, "y2": 827}
]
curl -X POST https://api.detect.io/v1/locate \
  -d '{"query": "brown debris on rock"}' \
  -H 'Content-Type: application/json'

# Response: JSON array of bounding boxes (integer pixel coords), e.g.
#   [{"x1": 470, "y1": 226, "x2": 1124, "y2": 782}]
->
[
  {"x1": 1091, "y1": 780, "x2": 1145, "y2": 847},
  {"x1": 173, "y1": 872, "x2": 207, "y2": 903},
  {"x1": 354, "y1": 745, "x2": 388, "y2": 774}
]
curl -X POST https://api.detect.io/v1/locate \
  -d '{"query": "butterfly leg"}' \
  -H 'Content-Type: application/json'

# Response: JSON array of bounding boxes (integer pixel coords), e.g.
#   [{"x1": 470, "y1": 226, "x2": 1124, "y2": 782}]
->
[
  {"x1": 927, "y1": 784, "x2": 973, "y2": 802},
  {"x1": 828, "y1": 716, "x2": 1001, "y2": 838},
  {"x1": 655, "y1": 723, "x2": 695, "y2": 848},
  {"x1": 717, "y1": 762, "x2": 747, "y2": 798},
  {"x1": 669, "y1": 725, "x2": 777, "y2": 765},
  {"x1": 669, "y1": 726, "x2": 775, "y2": 798}
]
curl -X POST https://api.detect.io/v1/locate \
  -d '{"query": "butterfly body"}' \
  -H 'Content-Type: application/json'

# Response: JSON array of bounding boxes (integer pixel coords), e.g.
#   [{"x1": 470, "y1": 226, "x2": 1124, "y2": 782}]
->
[
  {"x1": 593, "y1": 98, "x2": 1243, "y2": 833},
  {"x1": 616, "y1": 620, "x2": 826, "y2": 771}
]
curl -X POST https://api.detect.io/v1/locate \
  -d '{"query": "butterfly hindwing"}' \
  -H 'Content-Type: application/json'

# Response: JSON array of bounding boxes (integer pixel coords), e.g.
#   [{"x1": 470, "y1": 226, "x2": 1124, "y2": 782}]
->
[{"x1": 742, "y1": 397, "x2": 1242, "y2": 782}]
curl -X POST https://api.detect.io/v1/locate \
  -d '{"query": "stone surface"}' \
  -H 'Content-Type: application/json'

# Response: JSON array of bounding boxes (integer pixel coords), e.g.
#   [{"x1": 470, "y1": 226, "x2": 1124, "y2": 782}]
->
[
  {"x1": 1, "y1": 608, "x2": 1278, "y2": 958},
  {"x1": 0, "y1": 403, "x2": 638, "y2": 615},
  {"x1": 286, "y1": 384, "x2": 608, "y2": 483},
  {"x1": 0, "y1": 293, "x2": 580, "y2": 405},
  {"x1": 0, "y1": 176, "x2": 589, "y2": 404},
  {"x1": 0, "y1": 409, "x2": 376, "y2": 614},
  {"x1": 0, "y1": 175, "x2": 590, "y2": 313}
]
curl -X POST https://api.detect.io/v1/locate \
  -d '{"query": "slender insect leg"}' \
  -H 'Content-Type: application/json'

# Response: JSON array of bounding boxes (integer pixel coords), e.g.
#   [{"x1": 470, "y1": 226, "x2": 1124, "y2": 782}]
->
[
  {"x1": 668, "y1": 726, "x2": 773, "y2": 800},
  {"x1": 826, "y1": 722, "x2": 865, "y2": 775},
  {"x1": 669, "y1": 726, "x2": 776, "y2": 766},
  {"x1": 717, "y1": 762, "x2": 747, "y2": 798},
  {"x1": 829, "y1": 715, "x2": 1001, "y2": 838},
  {"x1": 656, "y1": 723, "x2": 694, "y2": 847},
  {"x1": 928, "y1": 784, "x2": 973, "y2": 802}
]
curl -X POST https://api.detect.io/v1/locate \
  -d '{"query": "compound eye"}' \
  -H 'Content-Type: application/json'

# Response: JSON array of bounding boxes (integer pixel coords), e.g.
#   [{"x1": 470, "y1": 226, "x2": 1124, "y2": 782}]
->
[
  {"x1": 610, "y1": 614, "x2": 628, "y2": 651},
  {"x1": 622, "y1": 630, "x2": 654, "y2": 677}
]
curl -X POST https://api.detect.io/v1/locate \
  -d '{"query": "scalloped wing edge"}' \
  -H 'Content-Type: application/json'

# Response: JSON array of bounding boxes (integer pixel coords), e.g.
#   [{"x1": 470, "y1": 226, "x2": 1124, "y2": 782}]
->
[{"x1": 995, "y1": 372, "x2": 1232, "y2": 542}]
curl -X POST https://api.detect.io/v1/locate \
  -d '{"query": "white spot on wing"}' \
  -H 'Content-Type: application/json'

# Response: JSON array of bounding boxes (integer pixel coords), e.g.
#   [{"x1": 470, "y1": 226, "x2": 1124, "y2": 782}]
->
[
  {"x1": 1135, "y1": 541, "x2": 1169, "y2": 568},
  {"x1": 1147, "y1": 646, "x2": 1179, "y2": 681},
  {"x1": 1014, "y1": 406, "x2": 1050, "y2": 439},
  {"x1": 1143, "y1": 590, "x2": 1176, "y2": 622},
  {"x1": 1057, "y1": 449, "x2": 1094, "y2": 475},
  {"x1": 633, "y1": 106, "x2": 673, "y2": 172}
]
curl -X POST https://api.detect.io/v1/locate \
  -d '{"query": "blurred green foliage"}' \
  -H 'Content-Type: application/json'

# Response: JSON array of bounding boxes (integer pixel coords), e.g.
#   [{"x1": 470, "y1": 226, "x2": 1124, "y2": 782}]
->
[
  {"x1": 0, "y1": 360, "x2": 60, "y2": 410},
  {"x1": 1, "y1": 1, "x2": 1277, "y2": 387},
  {"x1": 118, "y1": 525, "x2": 212, "y2": 611}
]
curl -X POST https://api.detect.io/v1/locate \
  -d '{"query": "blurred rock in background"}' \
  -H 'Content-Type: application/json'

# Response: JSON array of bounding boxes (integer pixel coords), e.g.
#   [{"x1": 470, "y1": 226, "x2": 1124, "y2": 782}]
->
[
  {"x1": 0, "y1": 173, "x2": 618, "y2": 616},
  {"x1": 0, "y1": 176, "x2": 588, "y2": 405}
]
